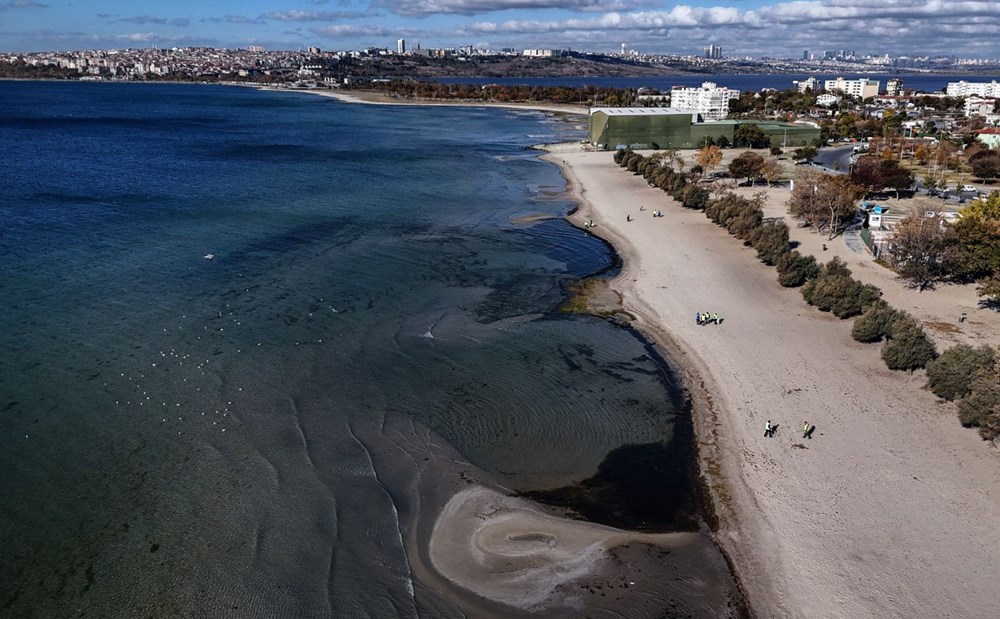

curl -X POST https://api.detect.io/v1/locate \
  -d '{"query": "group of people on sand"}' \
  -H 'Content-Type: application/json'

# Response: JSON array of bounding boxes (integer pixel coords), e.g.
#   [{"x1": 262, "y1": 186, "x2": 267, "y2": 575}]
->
[
  {"x1": 636, "y1": 206, "x2": 663, "y2": 218},
  {"x1": 696, "y1": 312, "x2": 722, "y2": 325},
  {"x1": 765, "y1": 420, "x2": 815, "y2": 439}
]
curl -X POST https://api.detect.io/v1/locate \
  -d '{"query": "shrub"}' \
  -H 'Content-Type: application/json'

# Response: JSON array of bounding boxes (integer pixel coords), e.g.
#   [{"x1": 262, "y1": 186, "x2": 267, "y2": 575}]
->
[
  {"x1": 681, "y1": 186, "x2": 710, "y2": 210},
  {"x1": 776, "y1": 251, "x2": 820, "y2": 287},
  {"x1": 851, "y1": 300, "x2": 902, "y2": 343},
  {"x1": 803, "y1": 272, "x2": 881, "y2": 319},
  {"x1": 727, "y1": 209, "x2": 764, "y2": 240},
  {"x1": 881, "y1": 315, "x2": 937, "y2": 371},
  {"x1": 957, "y1": 376, "x2": 1000, "y2": 441},
  {"x1": 925, "y1": 344, "x2": 996, "y2": 401},
  {"x1": 749, "y1": 221, "x2": 790, "y2": 265}
]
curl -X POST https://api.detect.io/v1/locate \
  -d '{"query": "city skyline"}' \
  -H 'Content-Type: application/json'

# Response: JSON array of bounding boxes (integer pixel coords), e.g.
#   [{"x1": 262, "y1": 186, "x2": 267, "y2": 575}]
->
[{"x1": 1, "y1": 1, "x2": 999, "y2": 58}]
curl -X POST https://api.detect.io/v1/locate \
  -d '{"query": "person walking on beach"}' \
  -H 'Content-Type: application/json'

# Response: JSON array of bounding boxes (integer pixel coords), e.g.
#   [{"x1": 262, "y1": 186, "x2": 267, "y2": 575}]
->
[
  {"x1": 712, "y1": 312, "x2": 720, "y2": 325},
  {"x1": 765, "y1": 420, "x2": 773, "y2": 437},
  {"x1": 803, "y1": 421, "x2": 812, "y2": 439}
]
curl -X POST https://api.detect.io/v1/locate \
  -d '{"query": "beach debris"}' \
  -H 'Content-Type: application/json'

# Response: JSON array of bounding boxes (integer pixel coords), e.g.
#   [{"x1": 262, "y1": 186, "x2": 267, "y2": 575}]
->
[{"x1": 204, "y1": 253, "x2": 215, "y2": 260}]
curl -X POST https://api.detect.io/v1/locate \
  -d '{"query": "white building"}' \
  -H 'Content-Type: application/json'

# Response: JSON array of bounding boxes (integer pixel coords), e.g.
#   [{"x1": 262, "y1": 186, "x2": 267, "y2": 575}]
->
[
  {"x1": 816, "y1": 94, "x2": 841, "y2": 107},
  {"x1": 522, "y1": 49, "x2": 557, "y2": 57},
  {"x1": 823, "y1": 77, "x2": 879, "y2": 99},
  {"x1": 886, "y1": 78, "x2": 903, "y2": 96},
  {"x1": 946, "y1": 80, "x2": 1000, "y2": 98},
  {"x1": 965, "y1": 97, "x2": 997, "y2": 118},
  {"x1": 670, "y1": 81, "x2": 740, "y2": 121},
  {"x1": 794, "y1": 77, "x2": 820, "y2": 93},
  {"x1": 396, "y1": 39, "x2": 406, "y2": 55}
]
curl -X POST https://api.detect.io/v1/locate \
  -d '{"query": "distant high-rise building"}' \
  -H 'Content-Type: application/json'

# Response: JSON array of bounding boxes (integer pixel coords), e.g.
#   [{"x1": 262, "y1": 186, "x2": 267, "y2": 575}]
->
[
  {"x1": 397, "y1": 38, "x2": 406, "y2": 54},
  {"x1": 886, "y1": 78, "x2": 903, "y2": 96},
  {"x1": 247, "y1": 45, "x2": 265, "y2": 53},
  {"x1": 621, "y1": 42, "x2": 628, "y2": 55},
  {"x1": 704, "y1": 45, "x2": 722, "y2": 59},
  {"x1": 307, "y1": 46, "x2": 321, "y2": 55},
  {"x1": 803, "y1": 50, "x2": 809, "y2": 60}
]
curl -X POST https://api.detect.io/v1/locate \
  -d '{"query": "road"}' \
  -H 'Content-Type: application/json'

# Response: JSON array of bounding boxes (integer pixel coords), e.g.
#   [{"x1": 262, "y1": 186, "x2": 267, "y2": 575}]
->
[{"x1": 811, "y1": 144, "x2": 854, "y2": 173}]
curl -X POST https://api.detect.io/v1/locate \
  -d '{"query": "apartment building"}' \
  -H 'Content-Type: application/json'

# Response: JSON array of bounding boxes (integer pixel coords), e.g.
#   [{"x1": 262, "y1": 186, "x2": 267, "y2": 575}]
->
[
  {"x1": 669, "y1": 81, "x2": 740, "y2": 121},
  {"x1": 823, "y1": 77, "x2": 880, "y2": 99},
  {"x1": 946, "y1": 80, "x2": 1000, "y2": 98}
]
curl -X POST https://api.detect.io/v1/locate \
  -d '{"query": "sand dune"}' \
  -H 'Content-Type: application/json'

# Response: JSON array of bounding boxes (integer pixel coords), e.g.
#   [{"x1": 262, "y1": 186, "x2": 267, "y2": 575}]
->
[{"x1": 544, "y1": 145, "x2": 1000, "y2": 618}]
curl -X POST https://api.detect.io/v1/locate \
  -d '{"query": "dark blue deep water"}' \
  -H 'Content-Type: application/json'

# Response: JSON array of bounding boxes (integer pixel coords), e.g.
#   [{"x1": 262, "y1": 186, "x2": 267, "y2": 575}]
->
[{"x1": 0, "y1": 81, "x2": 739, "y2": 617}]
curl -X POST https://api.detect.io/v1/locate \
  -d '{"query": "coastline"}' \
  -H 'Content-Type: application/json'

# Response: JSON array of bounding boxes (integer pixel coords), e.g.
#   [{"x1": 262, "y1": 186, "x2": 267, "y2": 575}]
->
[
  {"x1": 542, "y1": 144, "x2": 1000, "y2": 617},
  {"x1": 257, "y1": 85, "x2": 590, "y2": 116}
]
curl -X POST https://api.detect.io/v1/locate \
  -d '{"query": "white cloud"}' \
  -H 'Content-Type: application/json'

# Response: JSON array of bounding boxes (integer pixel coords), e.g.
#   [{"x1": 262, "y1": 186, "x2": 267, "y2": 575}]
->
[
  {"x1": 260, "y1": 10, "x2": 371, "y2": 21},
  {"x1": 377, "y1": 0, "x2": 652, "y2": 17}
]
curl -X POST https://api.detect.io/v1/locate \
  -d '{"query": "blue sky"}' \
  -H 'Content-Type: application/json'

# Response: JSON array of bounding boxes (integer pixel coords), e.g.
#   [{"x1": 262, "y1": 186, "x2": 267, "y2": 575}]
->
[{"x1": 2, "y1": 0, "x2": 999, "y2": 57}]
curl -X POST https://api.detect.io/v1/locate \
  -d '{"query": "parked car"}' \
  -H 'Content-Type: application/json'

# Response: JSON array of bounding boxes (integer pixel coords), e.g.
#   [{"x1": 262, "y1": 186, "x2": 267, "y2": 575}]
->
[{"x1": 960, "y1": 185, "x2": 977, "y2": 192}]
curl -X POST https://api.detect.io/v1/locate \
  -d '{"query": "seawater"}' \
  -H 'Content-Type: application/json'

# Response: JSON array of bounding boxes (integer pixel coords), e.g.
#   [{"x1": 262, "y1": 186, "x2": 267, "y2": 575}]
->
[{"x1": 0, "y1": 81, "x2": 740, "y2": 617}]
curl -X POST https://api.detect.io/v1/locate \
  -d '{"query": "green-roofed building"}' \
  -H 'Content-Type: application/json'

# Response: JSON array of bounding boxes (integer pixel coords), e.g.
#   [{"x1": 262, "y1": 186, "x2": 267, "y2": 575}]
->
[{"x1": 588, "y1": 107, "x2": 820, "y2": 150}]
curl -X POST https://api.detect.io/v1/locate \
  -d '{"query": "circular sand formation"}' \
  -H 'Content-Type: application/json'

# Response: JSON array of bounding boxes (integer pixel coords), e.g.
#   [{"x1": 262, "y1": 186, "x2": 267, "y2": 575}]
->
[{"x1": 428, "y1": 485, "x2": 698, "y2": 611}]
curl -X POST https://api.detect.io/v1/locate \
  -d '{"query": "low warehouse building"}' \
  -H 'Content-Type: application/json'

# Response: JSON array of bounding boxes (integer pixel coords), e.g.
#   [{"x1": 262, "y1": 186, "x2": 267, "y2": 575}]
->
[{"x1": 588, "y1": 107, "x2": 820, "y2": 150}]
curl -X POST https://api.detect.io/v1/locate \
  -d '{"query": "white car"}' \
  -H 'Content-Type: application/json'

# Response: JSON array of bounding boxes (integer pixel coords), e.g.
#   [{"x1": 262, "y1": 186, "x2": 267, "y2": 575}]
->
[{"x1": 960, "y1": 185, "x2": 977, "y2": 192}]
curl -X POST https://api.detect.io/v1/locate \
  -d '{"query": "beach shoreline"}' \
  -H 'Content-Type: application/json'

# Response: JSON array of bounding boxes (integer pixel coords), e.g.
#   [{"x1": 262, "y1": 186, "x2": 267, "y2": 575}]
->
[
  {"x1": 542, "y1": 144, "x2": 1000, "y2": 618},
  {"x1": 257, "y1": 85, "x2": 590, "y2": 116}
]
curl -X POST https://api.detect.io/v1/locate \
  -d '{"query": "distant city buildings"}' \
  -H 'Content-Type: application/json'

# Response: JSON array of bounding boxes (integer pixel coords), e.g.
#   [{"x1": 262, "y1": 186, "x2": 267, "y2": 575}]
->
[
  {"x1": 670, "y1": 81, "x2": 740, "y2": 121},
  {"x1": 824, "y1": 76, "x2": 879, "y2": 99},
  {"x1": 802, "y1": 50, "x2": 809, "y2": 61},
  {"x1": 946, "y1": 80, "x2": 1000, "y2": 98},
  {"x1": 704, "y1": 45, "x2": 722, "y2": 59},
  {"x1": 397, "y1": 39, "x2": 406, "y2": 55},
  {"x1": 247, "y1": 45, "x2": 264, "y2": 53},
  {"x1": 885, "y1": 78, "x2": 903, "y2": 96}
]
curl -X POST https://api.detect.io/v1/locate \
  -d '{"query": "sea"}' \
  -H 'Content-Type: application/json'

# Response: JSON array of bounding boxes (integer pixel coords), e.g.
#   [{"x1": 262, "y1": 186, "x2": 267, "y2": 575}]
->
[{"x1": 0, "y1": 81, "x2": 741, "y2": 617}]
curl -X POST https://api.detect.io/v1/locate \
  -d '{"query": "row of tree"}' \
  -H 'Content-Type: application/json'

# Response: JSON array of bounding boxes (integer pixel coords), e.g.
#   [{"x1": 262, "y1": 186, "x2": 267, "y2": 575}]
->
[
  {"x1": 360, "y1": 80, "x2": 632, "y2": 106},
  {"x1": 612, "y1": 149, "x2": 999, "y2": 442}
]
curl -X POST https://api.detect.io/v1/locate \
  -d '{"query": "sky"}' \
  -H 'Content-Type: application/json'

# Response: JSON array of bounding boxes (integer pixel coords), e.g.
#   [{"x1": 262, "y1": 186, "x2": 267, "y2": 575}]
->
[{"x1": 1, "y1": 0, "x2": 999, "y2": 58}]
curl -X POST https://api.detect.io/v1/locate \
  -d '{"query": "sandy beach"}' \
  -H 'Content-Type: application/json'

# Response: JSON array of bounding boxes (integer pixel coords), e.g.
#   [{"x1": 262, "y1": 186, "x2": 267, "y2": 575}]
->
[
  {"x1": 261, "y1": 86, "x2": 590, "y2": 116},
  {"x1": 544, "y1": 144, "x2": 1000, "y2": 617}
]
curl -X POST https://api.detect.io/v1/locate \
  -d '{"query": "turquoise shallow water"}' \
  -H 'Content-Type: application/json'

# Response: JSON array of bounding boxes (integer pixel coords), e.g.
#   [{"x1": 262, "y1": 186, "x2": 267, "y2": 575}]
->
[{"x1": 0, "y1": 81, "x2": 740, "y2": 616}]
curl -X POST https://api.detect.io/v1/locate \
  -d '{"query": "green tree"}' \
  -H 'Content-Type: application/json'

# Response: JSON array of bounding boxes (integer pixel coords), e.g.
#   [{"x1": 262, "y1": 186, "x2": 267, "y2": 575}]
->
[
  {"x1": 775, "y1": 250, "x2": 820, "y2": 287},
  {"x1": 728, "y1": 152, "x2": 765, "y2": 186},
  {"x1": 881, "y1": 315, "x2": 937, "y2": 371},
  {"x1": 749, "y1": 221, "x2": 790, "y2": 265},
  {"x1": 925, "y1": 344, "x2": 996, "y2": 401},
  {"x1": 971, "y1": 153, "x2": 1000, "y2": 181},
  {"x1": 851, "y1": 300, "x2": 903, "y2": 343},
  {"x1": 734, "y1": 123, "x2": 769, "y2": 148},
  {"x1": 957, "y1": 375, "x2": 1000, "y2": 441},
  {"x1": 792, "y1": 145, "x2": 818, "y2": 161}
]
